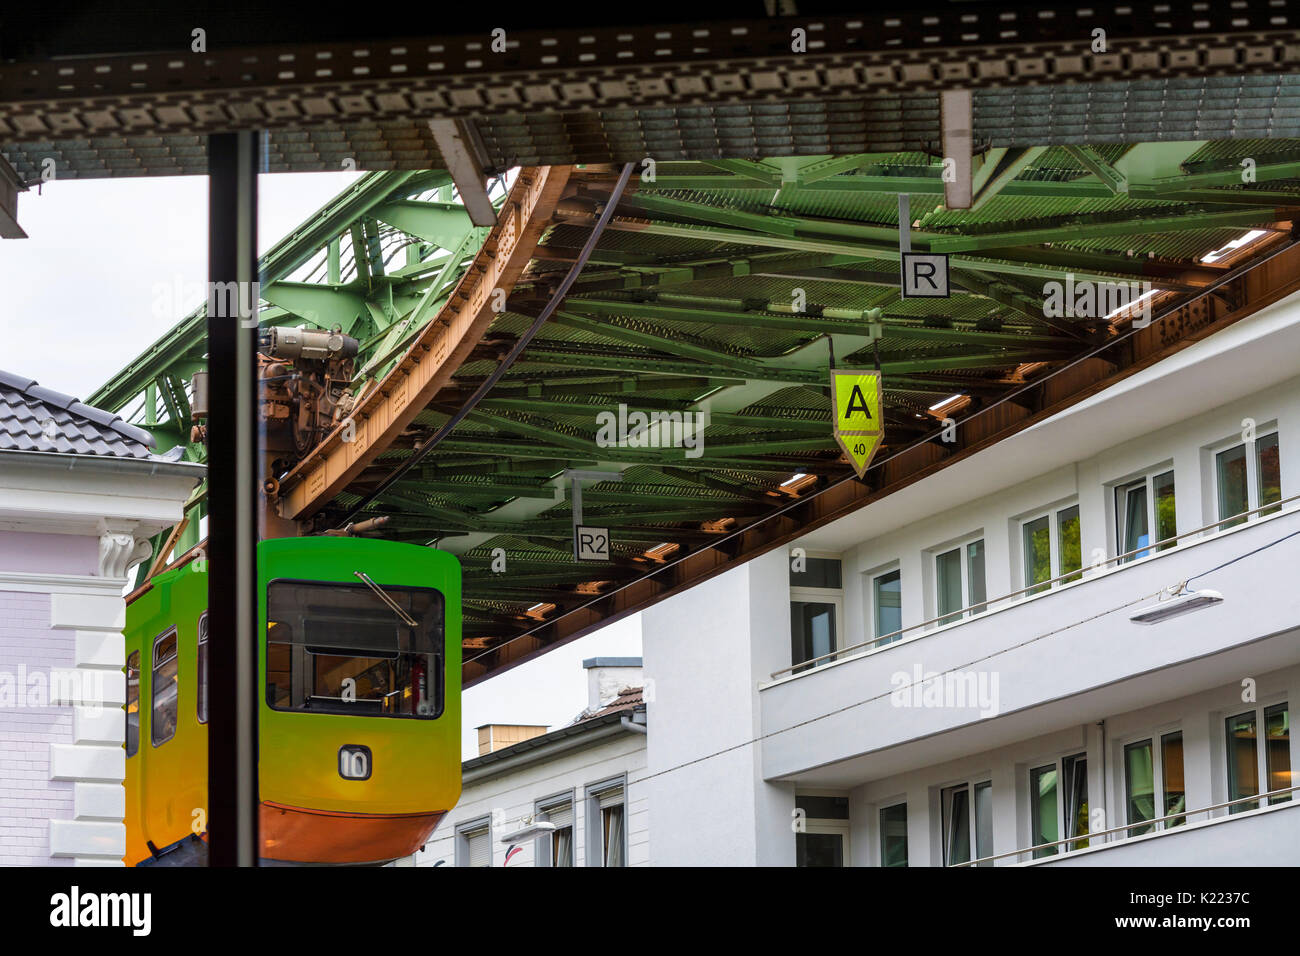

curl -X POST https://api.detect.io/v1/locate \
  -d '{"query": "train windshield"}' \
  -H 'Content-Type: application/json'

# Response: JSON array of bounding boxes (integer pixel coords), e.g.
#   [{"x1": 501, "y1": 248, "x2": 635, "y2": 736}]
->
[{"x1": 266, "y1": 579, "x2": 444, "y2": 719}]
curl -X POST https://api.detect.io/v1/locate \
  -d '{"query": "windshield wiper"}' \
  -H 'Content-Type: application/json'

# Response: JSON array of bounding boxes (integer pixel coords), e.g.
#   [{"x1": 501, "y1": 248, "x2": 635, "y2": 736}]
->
[{"x1": 353, "y1": 571, "x2": 419, "y2": 629}]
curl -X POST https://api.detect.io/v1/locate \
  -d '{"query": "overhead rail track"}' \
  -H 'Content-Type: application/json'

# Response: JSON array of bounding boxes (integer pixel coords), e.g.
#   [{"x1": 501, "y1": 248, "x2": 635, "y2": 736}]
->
[{"x1": 92, "y1": 141, "x2": 1300, "y2": 682}]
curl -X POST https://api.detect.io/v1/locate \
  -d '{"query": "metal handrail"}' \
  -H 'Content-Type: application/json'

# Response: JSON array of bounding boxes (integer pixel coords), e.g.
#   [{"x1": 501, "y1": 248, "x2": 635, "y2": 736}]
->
[
  {"x1": 953, "y1": 783, "x2": 1300, "y2": 867},
  {"x1": 771, "y1": 491, "x2": 1300, "y2": 679}
]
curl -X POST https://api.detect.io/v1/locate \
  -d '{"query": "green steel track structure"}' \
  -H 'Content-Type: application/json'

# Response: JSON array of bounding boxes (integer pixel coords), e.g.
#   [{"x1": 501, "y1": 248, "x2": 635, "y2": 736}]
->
[{"x1": 91, "y1": 140, "x2": 1300, "y2": 678}]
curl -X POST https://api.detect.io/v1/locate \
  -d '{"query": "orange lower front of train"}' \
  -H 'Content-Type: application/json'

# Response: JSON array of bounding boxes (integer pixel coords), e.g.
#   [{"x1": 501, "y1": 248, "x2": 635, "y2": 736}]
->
[{"x1": 260, "y1": 802, "x2": 446, "y2": 865}]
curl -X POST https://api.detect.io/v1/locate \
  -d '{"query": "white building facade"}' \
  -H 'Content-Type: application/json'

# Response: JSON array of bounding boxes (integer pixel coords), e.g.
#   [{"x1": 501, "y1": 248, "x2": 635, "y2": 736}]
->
[
  {"x1": 637, "y1": 286, "x2": 1300, "y2": 866},
  {"x1": 0, "y1": 370, "x2": 202, "y2": 866},
  {"x1": 417, "y1": 658, "x2": 648, "y2": 867}
]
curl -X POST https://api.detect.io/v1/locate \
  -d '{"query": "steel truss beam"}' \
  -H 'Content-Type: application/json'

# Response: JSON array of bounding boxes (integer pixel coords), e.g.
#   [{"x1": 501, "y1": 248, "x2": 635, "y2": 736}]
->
[
  {"x1": 461, "y1": 238, "x2": 1300, "y2": 684},
  {"x1": 6, "y1": 4, "x2": 1300, "y2": 140}
]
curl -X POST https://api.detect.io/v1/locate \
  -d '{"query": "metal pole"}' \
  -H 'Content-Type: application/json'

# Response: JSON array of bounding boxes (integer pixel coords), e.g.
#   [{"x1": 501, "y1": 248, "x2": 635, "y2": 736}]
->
[
  {"x1": 898, "y1": 193, "x2": 911, "y2": 253},
  {"x1": 206, "y1": 131, "x2": 260, "y2": 867},
  {"x1": 570, "y1": 478, "x2": 583, "y2": 560}
]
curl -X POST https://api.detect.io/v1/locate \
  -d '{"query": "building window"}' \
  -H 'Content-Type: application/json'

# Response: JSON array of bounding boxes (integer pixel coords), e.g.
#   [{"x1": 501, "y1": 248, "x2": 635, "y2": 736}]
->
[
  {"x1": 872, "y1": 567, "x2": 902, "y2": 646},
  {"x1": 1226, "y1": 701, "x2": 1290, "y2": 813},
  {"x1": 879, "y1": 803, "x2": 908, "y2": 868},
  {"x1": 1115, "y1": 469, "x2": 1177, "y2": 561},
  {"x1": 1022, "y1": 503, "x2": 1082, "y2": 595},
  {"x1": 795, "y1": 794, "x2": 850, "y2": 867},
  {"x1": 455, "y1": 818, "x2": 492, "y2": 867},
  {"x1": 125, "y1": 650, "x2": 140, "y2": 758},
  {"x1": 941, "y1": 780, "x2": 992, "y2": 866},
  {"x1": 790, "y1": 601, "x2": 838, "y2": 673},
  {"x1": 1028, "y1": 752, "x2": 1089, "y2": 858},
  {"x1": 1123, "y1": 731, "x2": 1186, "y2": 835},
  {"x1": 1214, "y1": 430, "x2": 1282, "y2": 530},
  {"x1": 790, "y1": 556, "x2": 843, "y2": 590},
  {"x1": 196, "y1": 612, "x2": 209, "y2": 724},
  {"x1": 934, "y1": 537, "x2": 986, "y2": 625},
  {"x1": 790, "y1": 556, "x2": 843, "y2": 672},
  {"x1": 586, "y1": 777, "x2": 628, "y2": 867},
  {"x1": 151, "y1": 628, "x2": 179, "y2": 747},
  {"x1": 534, "y1": 795, "x2": 574, "y2": 868}
]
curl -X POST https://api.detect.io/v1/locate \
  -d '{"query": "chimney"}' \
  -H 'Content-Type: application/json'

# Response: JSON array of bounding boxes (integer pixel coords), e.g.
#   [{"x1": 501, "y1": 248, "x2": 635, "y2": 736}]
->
[
  {"x1": 476, "y1": 723, "x2": 548, "y2": 756},
  {"x1": 583, "y1": 657, "x2": 643, "y2": 712}
]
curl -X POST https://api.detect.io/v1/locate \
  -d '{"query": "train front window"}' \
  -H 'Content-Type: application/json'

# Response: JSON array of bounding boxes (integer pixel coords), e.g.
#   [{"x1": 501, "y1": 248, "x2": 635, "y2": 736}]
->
[{"x1": 266, "y1": 579, "x2": 444, "y2": 719}]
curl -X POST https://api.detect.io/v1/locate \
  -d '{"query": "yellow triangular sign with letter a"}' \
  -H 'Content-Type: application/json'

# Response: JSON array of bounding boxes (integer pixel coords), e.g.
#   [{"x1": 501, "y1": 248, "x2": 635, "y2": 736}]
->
[{"x1": 830, "y1": 369, "x2": 883, "y2": 479}]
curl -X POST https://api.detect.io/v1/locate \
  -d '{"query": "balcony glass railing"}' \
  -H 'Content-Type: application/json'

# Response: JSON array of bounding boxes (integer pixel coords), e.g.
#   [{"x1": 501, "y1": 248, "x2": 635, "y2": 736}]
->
[
  {"x1": 953, "y1": 784, "x2": 1300, "y2": 867},
  {"x1": 771, "y1": 493, "x2": 1300, "y2": 680}
]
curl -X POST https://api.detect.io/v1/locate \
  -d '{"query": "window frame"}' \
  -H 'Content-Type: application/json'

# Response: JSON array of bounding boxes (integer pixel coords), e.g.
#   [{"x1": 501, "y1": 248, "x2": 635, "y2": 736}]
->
[
  {"x1": 125, "y1": 649, "x2": 141, "y2": 758},
  {"x1": 867, "y1": 563, "x2": 903, "y2": 647},
  {"x1": 789, "y1": 553, "x2": 844, "y2": 672},
  {"x1": 1026, "y1": 750, "x2": 1090, "y2": 858},
  {"x1": 264, "y1": 577, "x2": 446, "y2": 720},
  {"x1": 796, "y1": 822, "x2": 851, "y2": 867},
  {"x1": 878, "y1": 801, "x2": 908, "y2": 868},
  {"x1": 196, "y1": 611, "x2": 209, "y2": 724},
  {"x1": 1112, "y1": 466, "x2": 1177, "y2": 562},
  {"x1": 939, "y1": 778, "x2": 992, "y2": 867},
  {"x1": 1208, "y1": 427, "x2": 1282, "y2": 529},
  {"x1": 150, "y1": 627, "x2": 179, "y2": 748},
  {"x1": 533, "y1": 790, "x2": 576, "y2": 868},
  {"x1": 1119, "y1": 726, "x2": 1186, "y2": 836},
  {"x1": 929, "y1": 533, "x2": 986, "y2": 625},
  {"x1": 454, "y1": 816, "x2": 493, "y2": 868},
  {"x1": 795, "y1": 791, "x2": 851, "y2": 868},
  {"x1": 585, "y1": 774, "x2": 629, "y2": 867},
  {"x1": 1223, "y1": 698, "x2": 1290, "y2": 814},
  {"x1": 1018, "y1": 500, "x2": 1082, "y2": 594}
]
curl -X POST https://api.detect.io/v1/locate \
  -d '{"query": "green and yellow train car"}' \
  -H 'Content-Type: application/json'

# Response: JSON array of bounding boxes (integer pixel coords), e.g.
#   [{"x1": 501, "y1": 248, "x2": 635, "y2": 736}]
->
[{"x1": 124, "y1": 536, "x2": 462, "y2": 865}]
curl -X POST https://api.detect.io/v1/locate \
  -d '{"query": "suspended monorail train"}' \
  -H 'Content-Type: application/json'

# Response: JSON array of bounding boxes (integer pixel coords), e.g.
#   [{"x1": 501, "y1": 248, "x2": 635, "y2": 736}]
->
[{"x1": 123, "y1": 536, "x2": 462, "y2": 865}]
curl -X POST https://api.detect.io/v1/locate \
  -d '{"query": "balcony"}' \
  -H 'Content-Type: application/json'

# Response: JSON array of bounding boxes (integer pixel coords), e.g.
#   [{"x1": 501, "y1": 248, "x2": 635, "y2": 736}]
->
[
  {"x1": 1024, "y1": 790, "x2": 1300, "y2": 867},
  {"x1": 759, "y1": 502, "x2": 1300, "y2": 783}
]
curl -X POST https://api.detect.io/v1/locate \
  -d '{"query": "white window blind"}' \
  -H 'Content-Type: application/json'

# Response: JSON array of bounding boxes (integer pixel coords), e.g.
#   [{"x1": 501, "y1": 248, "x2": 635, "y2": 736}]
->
[
  {"x1": 544, "y1": 803, "x2": 573, "y2": 828},
  {"x1": 467, "y1": 828, "x2": 490, "y2": 867}
]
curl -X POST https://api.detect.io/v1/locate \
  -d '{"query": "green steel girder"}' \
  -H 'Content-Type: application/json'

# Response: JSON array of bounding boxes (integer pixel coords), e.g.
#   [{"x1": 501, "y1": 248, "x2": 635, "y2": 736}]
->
[
  {"x1": 795, "y1": 154, "x2": 900, "y2": 186},
  {"x1": 696, "y1": 159, "x2": 783, "y2": 186},
  {"x1": 259, "y1": 281, "x2": 368, "y2": 334},
  {"x1": 89, "y1": 142, "x2": 1300, "y2": 662},
  {"x1": 371, "y1": 200, "x2": 474, "y2": 250},
  {"x1": 430, "y1": 437, "x2": 834, "y2": 471},
  {"x1": 971, "y1": 147, "x2": 1050, "y2": 211},
  {"x1": 400, "y1": 479, "x2": 560, "y2": 501},
  {"x1": 90, "y1": 170, "x2": 452, "y2": 413},
  {"x1": 475, "y1": 395, "x2": 830, "y2": 431},
  {"x1": 561, "y1": 297, "x2": 1073, "y2": 347},
  {"x1": 579, "y1": 217, "x2": 1167, "y2": 285},
  {"x1": 618, "y1": 191, "x2": 912, "y2": 246},
  {"x1": 549, "y1": 312, "x2": 770, "y2": 374},
  {"x1": 1064, "y1": 145, "x2": 1130, "y2": 195},
  {"x1": 929, "y1": 207, "x2": 1278, "y2": 254}
]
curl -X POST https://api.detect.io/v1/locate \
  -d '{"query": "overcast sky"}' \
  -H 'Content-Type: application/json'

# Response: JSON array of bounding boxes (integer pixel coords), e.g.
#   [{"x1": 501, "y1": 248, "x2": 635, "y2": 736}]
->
[{"x1": 0, "y1": 171, "x2": 643, "y2": 759}]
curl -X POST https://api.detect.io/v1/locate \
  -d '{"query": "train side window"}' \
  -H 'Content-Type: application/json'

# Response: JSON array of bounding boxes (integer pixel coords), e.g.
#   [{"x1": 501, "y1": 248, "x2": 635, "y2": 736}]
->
[
  {"x1": 125, "y1": 650, "x2": 141, "y2": 758},
  {"x1": 152, "y1": 628, "x2": 179, "y2": 747},
  {"x1": 197, "y1": 613, "x2": 209, "y2": 724}
]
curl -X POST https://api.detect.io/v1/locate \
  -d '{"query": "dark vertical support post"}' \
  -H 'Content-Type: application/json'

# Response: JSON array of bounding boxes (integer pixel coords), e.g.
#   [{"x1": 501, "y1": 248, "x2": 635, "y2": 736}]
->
[{"x1": 206, "y1": 131, "x2": 260, "y2": 867}]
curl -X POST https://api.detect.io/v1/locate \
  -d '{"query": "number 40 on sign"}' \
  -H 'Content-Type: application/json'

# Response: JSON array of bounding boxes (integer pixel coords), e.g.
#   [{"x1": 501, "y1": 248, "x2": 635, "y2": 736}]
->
[{"x1": 830, "y1": 369, "x2": 884, "y2": 479}]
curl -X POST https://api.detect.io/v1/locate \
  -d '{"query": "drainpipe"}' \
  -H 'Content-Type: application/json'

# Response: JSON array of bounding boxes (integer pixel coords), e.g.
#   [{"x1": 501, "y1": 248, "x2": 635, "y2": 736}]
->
[{"x1": 621, "y1": 713, "x2": 647, "y2": 735}]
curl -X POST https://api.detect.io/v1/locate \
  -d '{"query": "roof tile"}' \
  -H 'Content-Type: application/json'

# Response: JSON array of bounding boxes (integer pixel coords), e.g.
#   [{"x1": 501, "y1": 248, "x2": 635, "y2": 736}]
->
[{"x1": 0, "y1": 368, "x2": 159, "y2": 459}]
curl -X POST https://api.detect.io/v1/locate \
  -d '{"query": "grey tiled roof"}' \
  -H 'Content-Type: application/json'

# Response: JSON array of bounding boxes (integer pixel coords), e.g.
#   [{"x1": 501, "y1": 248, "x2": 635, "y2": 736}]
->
[{"x1": 0, "y1": 368, "x2": 157, "y2": 459}]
